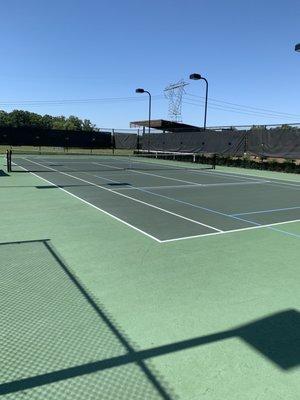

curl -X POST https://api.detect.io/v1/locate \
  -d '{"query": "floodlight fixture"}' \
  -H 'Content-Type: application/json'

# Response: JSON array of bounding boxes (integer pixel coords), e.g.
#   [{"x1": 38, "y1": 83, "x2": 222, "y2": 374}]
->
[
  {"x1": 135, "y1": 88, "x2": 152, "y2": 134},
  {"x1": 189, "y1": 73, "x2": 202, "y2": 80},
  {"x1": 189, "y1": 72, "x2": 208, "y2": 130}
]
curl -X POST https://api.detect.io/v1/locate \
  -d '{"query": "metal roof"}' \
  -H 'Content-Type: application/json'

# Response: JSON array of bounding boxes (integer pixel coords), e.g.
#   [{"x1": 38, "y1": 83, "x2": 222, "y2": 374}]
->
[{"x1": 130, "y1": 119, "x2": 201, "y2": 132}]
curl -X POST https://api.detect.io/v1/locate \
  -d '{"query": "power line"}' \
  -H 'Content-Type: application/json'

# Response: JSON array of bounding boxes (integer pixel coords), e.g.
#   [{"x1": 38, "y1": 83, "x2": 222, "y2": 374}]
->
[
  {"x1": 0, "y1": 95, "x2": 165, "y2": 107},
  {"x1": 1, "y1": 91, "x2": 299, "y2": 122},
  {"x1": 183, "y1": 100, "x2": 296, "y2": 119},
  {"x1": 184, "y1": 96, "x2": 300, "y2": 119},
  {"x1": 185, "y1": 93, "x2": 300, "y2": 118},
  {"x1": 182, "y1": 100, "x2": 299, "y2": 120}
]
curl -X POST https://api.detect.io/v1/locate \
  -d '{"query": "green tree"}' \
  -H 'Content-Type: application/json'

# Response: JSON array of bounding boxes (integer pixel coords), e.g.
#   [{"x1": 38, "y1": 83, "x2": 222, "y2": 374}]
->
[
  {"x1": 0, "y1": 109, "x2": 99, "y2": 131},
  {"x1": 41, "y1": 114, "x2": 53, "y2": 129},
  {"x1": 64, "y1": 115, "x2": 83, "y2": 131},
  {"x1": 52, "y1": 116, "x2": 67, "y2": 130},
  {"x1": 268, "y1": 124, "x2": 299, "y2": 132},
  {"x1": 82, "y1": 119, "x2": 97, "y2": 131},
  {"x1": 251, "y1": 125, "x2": 267, "y2": 131},
  {"x1": 0, "y1": 110, "x2": 9, "y2": 127}
]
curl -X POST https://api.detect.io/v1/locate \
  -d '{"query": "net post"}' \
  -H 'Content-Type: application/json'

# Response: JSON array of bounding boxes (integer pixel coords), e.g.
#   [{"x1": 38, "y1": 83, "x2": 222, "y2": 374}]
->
[
  {"x1": 193, "y1": 154, "x2": 196, "y2": 163},
  {"x1": 112, "y1": 129, "x2": 115, "y2": 155},
  {"x1": 6, "y1": 150, "x2": 12, "y2": 172},
  {"x1": 212, "y1": 153, "x2": 217, "y2": 170},
  {"x1": 137, "y1": 129, "x2": 140, "y2": 152},
  {"x1": 6, "y1": 150, "x2": 9, "y2": 172}
]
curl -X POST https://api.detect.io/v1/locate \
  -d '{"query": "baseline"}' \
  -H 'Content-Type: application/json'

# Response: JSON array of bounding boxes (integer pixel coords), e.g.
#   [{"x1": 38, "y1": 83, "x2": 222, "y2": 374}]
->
[{"x1": 161, "y1": 219, "x2": 300, "y2": 243}]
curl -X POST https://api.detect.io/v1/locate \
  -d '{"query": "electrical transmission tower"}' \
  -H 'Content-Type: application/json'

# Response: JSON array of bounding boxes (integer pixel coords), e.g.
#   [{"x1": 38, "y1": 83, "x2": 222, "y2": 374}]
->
[{"x1": 164, "y1": 79, "x2": 189, "y2": 122}]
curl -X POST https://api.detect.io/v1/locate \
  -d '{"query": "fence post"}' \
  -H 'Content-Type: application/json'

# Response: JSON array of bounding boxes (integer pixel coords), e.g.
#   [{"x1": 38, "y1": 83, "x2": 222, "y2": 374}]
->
[
  {"x1": 137, "y1": 128, "x2": 140, "y2": 151},
  {"x1": 143, "y1": 126, "x2": 148, "y2": 153},
  {"x1": 6, "y1": 150, "x2": 10, "y2": 172},
  {"x1": 112, "y1": 129, "x2": 115, "y2": 155}
]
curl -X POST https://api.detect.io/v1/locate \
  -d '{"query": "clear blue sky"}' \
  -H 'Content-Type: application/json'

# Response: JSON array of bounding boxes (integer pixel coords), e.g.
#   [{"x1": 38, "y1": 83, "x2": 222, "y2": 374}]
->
[{"x1": 1, "y1": 0, "x2": 300, "y2": 129}]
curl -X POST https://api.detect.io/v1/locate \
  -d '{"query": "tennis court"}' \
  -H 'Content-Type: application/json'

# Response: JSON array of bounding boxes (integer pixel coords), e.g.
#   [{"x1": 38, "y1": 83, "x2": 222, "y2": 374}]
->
[
  {"x1": 11, "y1": 153, "x2": 300, "y2": 242},
  {"x1": 1, "y1": 150, "x2": 300, "y2": 400}
]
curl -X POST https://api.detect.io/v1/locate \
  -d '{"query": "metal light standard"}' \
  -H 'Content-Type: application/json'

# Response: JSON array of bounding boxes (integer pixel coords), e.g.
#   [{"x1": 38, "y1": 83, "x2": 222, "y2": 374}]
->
[
  {"x1": 189, "y1": 73, "x2": 208, "y2": 130},
  {"x1": 135, "y1": 88, "x2": 152, "y2": 134}
]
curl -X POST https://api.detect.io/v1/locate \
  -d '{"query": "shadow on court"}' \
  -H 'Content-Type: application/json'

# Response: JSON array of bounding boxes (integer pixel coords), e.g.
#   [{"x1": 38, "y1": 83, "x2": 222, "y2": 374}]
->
[
  {"x1": 0, "y1": 240, "x2": 298, "y2": 398},
  {"x1": 12, "y1": 168, "x2": 127, "y2": 173},
  {"x1": 0, "y1": 240, "x2": 174, "y2": 399},
  {"x1": 0, "y1": 184, "x2": 113, "y2": 189}
]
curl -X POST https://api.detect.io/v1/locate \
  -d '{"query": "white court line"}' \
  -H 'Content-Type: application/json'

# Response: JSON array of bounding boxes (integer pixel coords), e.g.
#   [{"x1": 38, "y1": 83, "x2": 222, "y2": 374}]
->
[
  {"x1": 264, "y1": 180, "x2": 300, "y2": 187},
  {"x1": 74, "y1": 168, "x2": 297, "y2": 244},
  {"x1": 232, "y1": 205, "x2": 300, "y2": 216},
  {"x1": 115, "y1": 180, "x2": 270, "y2": 191},
  {"x1": 192, "y1": 169, "x2": 300, "y2": 193},
  {"x1": 187, "y1": 169, "x2": 265, "y2": 181},
  {"x1": 92, "y1": 161, "x2": 205, "y2": 186},
  {"x1": 20, "y1": 158, "x2": 222, "y2": 233},
  {"x1": 208, "y1": 170, "x2": 300, "y2": 192},
  {"x1": 205, "y1": 170, "x2": 300, "y2": 191},
  {"x1": 13, "y1": 159, "x2": 300, "y2": 243},
  {"x1": 93, "y1": 161, "x2": 300, "y2": 191},
  {"x1": 160, "y1": 218, "x2": 300, "y2": 243},
  {"x1": 265, "y1": 181, "x2": 300, "y2": 191},
  {"x1": 133, "y1": 169, "x2": 206, "y2": 185},
  {"x1": 193, "y1": 180, "x2": 270, "y2": 187},
  {"x1": 116, "y1": 184, "x2": 203, "y2": 190},
  {"x1": 197, "y1": 168, "x2": 300, "y2": 185},
  {"x1": 15, "y1": 164, "x2": 162, "y2": 243},
  {"x1": 87, "y1": 172, "x2": 300, "y2": 239},
  {"x1": 18, "y1": 155, "x2": 300, "y2": 186}
]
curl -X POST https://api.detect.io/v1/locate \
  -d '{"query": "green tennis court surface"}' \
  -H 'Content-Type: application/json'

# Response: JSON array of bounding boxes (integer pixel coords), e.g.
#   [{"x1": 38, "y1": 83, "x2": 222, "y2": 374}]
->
[
  {"x1": 10, "y1": 154, "x2": 300, "y2": 241},
  {"x1": 1, "y1": 154, "x2": 299, "y2": 399}
]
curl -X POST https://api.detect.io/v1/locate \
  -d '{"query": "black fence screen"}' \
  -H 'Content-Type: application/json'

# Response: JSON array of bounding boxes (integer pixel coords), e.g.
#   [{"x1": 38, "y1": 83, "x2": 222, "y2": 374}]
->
[
  {"x1": 142, "y1": 130, "x2": 247, "y2": 156},
  {"x1": 0, "y1": 127, "x2": 112, "y2": 149},
  {"x1": 1, "y1": 126, "x2": 300, "y2": 159},
  {"x1": 141, "y1": 129, "x2": 300, "y2": 159},
  {"x1": 247, "y1": 129, "x2": 300, "y2": 159},
  {"x1": 113, "y1": 133, "x2": 139, "y2": 149}
]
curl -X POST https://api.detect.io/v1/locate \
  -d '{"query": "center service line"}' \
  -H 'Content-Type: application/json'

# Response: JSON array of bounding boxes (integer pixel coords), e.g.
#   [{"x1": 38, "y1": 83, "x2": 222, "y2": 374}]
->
[{"x1": 21, "y1": 158, "x2": 222, "y2": 233}]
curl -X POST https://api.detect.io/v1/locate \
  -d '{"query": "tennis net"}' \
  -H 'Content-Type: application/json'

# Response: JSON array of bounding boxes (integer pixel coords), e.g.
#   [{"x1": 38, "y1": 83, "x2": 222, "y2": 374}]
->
[{"x1": 9, "y1": 150, "x2": 216, "y2": 173}]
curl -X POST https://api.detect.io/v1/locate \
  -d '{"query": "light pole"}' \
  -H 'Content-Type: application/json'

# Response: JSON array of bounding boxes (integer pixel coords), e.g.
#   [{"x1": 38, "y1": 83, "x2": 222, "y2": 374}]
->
[
  {"x1": 189, "y1": 73, "x2": 208, "y2": 130},
  {"x1": 135, "y1": 88, "x2": 151, "y2": 134}
]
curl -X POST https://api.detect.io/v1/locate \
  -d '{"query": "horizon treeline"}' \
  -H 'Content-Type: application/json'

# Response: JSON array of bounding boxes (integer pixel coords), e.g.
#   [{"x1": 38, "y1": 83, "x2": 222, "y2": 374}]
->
[{"x1": 0, "y1": 110, "x2": 99, "y2": 131}]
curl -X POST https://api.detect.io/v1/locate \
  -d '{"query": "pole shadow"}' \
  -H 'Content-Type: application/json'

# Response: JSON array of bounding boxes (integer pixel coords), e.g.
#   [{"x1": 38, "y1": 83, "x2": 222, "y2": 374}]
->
[{"x1": 0, "y1": 240, "x2": 298, "y2": 397}]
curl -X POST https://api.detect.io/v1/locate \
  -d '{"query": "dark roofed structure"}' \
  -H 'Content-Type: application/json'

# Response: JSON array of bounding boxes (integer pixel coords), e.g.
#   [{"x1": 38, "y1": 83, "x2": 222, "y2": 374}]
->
[{"x1": 130, "y1": 119, "x2": 201, "y2": 132}]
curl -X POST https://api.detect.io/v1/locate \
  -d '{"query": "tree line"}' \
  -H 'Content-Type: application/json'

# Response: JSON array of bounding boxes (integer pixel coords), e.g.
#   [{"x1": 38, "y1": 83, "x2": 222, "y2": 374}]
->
[{"x1": 0, "y1": 110, "x2": 99, "y2": 131}]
